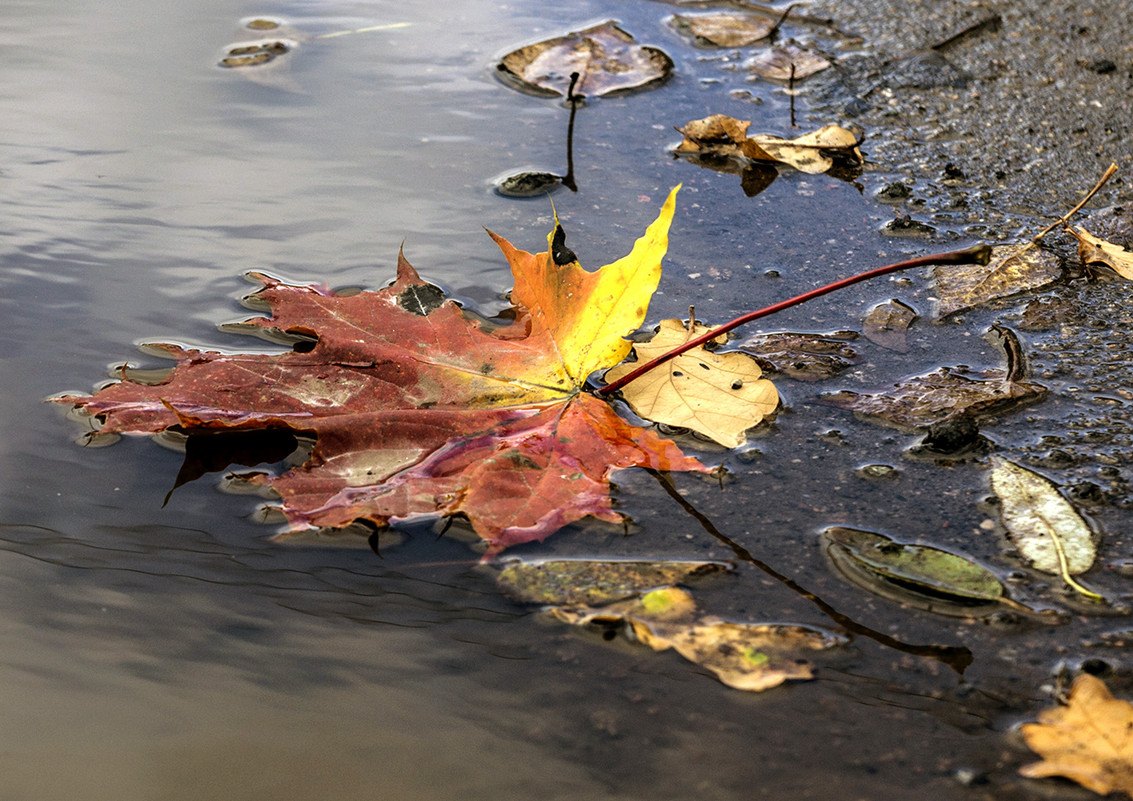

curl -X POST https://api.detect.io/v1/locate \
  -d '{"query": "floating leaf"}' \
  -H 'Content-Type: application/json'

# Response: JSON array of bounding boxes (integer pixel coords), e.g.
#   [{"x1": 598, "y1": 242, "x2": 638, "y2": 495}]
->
[
  {"x1": 1021, "y1": 674, "x2": 1133, "y2": 796},
  {"x1": 495, "y1": 559, "x2": 731, "y2": 606},
  {"x1": 670, "y1": 12, "x2": 777, "y2": 47},
  {"x1": 862, "y1": 298, "x2": 918, "y2": 353},
  {"x1": 823, "y1": 526, "x2": 1007, "y2": 608},
  {"x1": 550, "y1": 587, "x2": 845, "y2": 692},
  {"x1": 739, "y1": 331, "x2": 858, "y2": 381},
  {"x1": 1071, "y1": 226, "x2": 1133, "y2": 280},
  {"x1": 744, "y1": 42, "x2": 831, "y2": 81},
  {"x1": 496, "y1": 21, "x2": 673, "y2": 98},
  {"x1": 990, "y1": 457, "x2": 1101, "y2": 600},
  {"x1": 674, "y1": 115, "x2": 862, "y2": 176},
  {"x1": 933, "y1": 243, "x2": 1061, "y2": 317},
  {"x1": 605, "y1": 318, "x2": 778, "y2": 448}
]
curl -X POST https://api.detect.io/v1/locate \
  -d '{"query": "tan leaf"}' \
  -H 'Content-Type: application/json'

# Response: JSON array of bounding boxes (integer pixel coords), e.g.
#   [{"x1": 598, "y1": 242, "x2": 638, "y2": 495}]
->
[
  {"x1": 673, "y1": 114, "x2": 752, "y2": 157},
  {"x1": 744, "y1": 43, "x2": 831, "y2": 81},
  {"x1": 495, "y1": 558, "x2": 730, "y2": 606},
  {"x1": 1021, "y1": 674, "x2": 1133, "y2": 796},
  {"x1": 670, "y1": 12, "x2": 777, "y2": 47},
  {"x1": 933, "y1": 243, "x2": 1061, "y2": 317},
  {"x1": 746, "y1": 125, "x2": 862, "y2": 174},
  {"x1": 605, "y1": 318, "x2": 779, "y2": 448},
  {"x1": 1073, "y1": 226, "x2": 1133, "y2": 280}
]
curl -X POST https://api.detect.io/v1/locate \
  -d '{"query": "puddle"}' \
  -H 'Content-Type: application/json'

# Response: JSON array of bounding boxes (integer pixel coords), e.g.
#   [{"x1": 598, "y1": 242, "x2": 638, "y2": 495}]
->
[{"x1": 3, "y1": 0, "x2": 1132, "y2": 798}]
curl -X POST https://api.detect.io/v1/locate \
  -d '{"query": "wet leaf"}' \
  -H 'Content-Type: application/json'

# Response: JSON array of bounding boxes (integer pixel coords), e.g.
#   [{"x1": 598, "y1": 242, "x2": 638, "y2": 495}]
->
[
  {"x1": 933, "y1": 243, "x2": 1061, "y2": 317},
  {"x1": 605, "y1": 318, "x2": 778, "y2": 448},
  {"x1": 495, "y1": 559, "x2": 731, "y2": 606},
  {"x1": 739, "y1": 330, "x2": 858, "y2": 381},
  {"x1": 822, "y1": 526, "x2": 1006, "y2": 604},
  {"x1": 670, "y1": 12, "x2": 778, "y2": 47},
  {"x1": 57, "y1": 189, "x2": 716, "y2": 555},
  {"x1": 744, "y1": 42, "x2": 831, "y2": 81},
  {"x1": 862, "y1": 298, "x2": 918, "y2": 352},
  {"x1": 1021, "y1": 674, "x2": 1133, "y2": 797},
  {"x1": 496, "y1": 21, "x2": 673, "y2": 98},
  {"x1": 991, "y1": 457, "x2": 1101, "y2": 600},
  {"x1": 674, "y1": 115, "x2": 862, "y2": 176},
  {"x1": 550, "y1": 587, "x2": 845, "y2": 692},
  {"x1": 1072, "y1": 226, "x2": 1133, "y2": 279}
]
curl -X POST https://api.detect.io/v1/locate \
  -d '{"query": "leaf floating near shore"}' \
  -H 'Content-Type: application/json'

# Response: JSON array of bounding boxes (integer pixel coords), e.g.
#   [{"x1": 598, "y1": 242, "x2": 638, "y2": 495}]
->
[
  {"x1": 744, "y1": 42, "x2": 831, "y2": 81},
  {"x1": 933, "y1": 243, "x2": 1061, "y2": 317},
  {"x1": 1070, "y1": 226, "x2": 1133, "y2": 280},
  {"x1": 990, "y1": 457, "x2": 1102, "y2": 600},
  {"x1": 674, "y1": 115, "x2": 862, "y2": 175},
  {"x1": 862, "y1": 298, "x2": 918, "y2": 352},
  {"x1": 670, "y1": 12, "x2": 779, "y2": 47},
  {"x1": 496, "y1": 21, "x2": 673, "y2": 98}
]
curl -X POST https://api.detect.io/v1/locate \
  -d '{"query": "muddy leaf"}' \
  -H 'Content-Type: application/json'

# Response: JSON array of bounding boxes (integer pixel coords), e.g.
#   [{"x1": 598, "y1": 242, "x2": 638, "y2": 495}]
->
[
  {"x1": 551, "y1": 587, "x2": 845, "y2": 692},
  {"x1": 56, "y1": 189, "x2": 717, "y2": 555},
  {"x1": 1072, "y1": 226, "x2": 1133, "y2": 279},
  {"x1": 744, "y1": 42, "x2": 831, "y2": 81},
  {"x1": 1020, "y1": 674, "x2": 1133, "y2": 796},
  {"x1": 822, "y1": 526, "x2": 1006, "y2": 605},
  {"x1": 670, "y1": 12, "x2": 778, "y2": 47},
  {"x1": 606, "y1": 318, "x2": 778, "y2": 448},
  {"x1": 739, "y1": 331, "x2": 858, "y2": 381},
  {"x1": 991, "y1": 457, "x2": 1100, "y2": 600},
  {"x1": 675, "y1": 115, "x2": 862, "y2": 176},
  {"x1": 933, "y1": 243, "x2": 1061, "y2": 317},
  {"x1": 495, "y1": 559, "x2": 731, "y2": 606},
  {"x1": 862, "y1": 298, "x2": 918, "y2": 352},
  {"x1": 496, "y1": 21, "x2": 673, "y2": 98}
]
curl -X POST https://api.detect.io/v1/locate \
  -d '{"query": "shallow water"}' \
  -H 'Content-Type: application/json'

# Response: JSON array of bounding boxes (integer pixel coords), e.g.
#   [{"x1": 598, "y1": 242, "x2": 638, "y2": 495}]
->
[{"x1": 4, "y1": 0, "x2": 1133, "y2": 799}]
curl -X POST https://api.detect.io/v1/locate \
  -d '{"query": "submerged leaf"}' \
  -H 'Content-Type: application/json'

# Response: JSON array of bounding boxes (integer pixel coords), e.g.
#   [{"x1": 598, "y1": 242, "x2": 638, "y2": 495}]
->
[
  {"x1": 496, "y1": 558, "x2": 730, "y2": 606},
  {"x1": 862, "y1": 298, "x2": 918, "y2": 353},
  {"x1": 823, "y1": 526, "x2": 1006, "y2": 607},
  {"x1": 1021, "y1": 674, "x2": 1133, "y2": 796},
  {"x1": 550, "y1": 587, "x2": 844, "y2": 692},
  {"x1": 606, "y1": 318, "x2": 778, "y2": 448},
  {"x1": 670, "y1": 12, "x2": 777, "y2": 47},
  {"x1": 991, "y1": 457, "x2": 1100, "y2": 599},
  {"x1": 933, "y1": 243, "x2": 1061, "y2": 317},
  {"x1": 497, "y1": 21, "x2": 673, "y2": 98},
  {"x1": 739, "y1": 331, "x2": 858, "y2": 381},
  {"x1": 744, "y1": 42, "x2": 831, "y2": 81}
]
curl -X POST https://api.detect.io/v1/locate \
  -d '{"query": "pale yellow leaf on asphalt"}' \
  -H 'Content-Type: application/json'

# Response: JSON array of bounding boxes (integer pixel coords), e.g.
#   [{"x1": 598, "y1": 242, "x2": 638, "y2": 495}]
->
[
  {"x1": 605, "y1": 318, "x2": 778, "y2": 448},
  {"x1": 1021, "y1": 674, "x2": 1133, "y2": 797},
  {"x1": 1073, "y1": 226, "x2": 1133, "y2": 280}
]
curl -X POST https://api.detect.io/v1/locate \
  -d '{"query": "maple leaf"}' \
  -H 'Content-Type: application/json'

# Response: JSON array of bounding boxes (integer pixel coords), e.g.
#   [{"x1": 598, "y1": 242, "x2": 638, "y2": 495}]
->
[
  {"x1": 1021, "y1": 674, "x2": 1133, "y2": 797},
  {"x1": 57, "y1": 188, "x2": 711, "y2": 554}
]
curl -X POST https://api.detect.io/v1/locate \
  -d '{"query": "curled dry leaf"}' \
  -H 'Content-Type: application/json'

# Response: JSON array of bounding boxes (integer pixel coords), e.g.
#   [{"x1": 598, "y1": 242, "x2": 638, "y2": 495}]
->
[
  {"x1": 1021, "y1": 674, "x2": 1133, "y2": 797},
  {"x1": 496, "y1": 21, "x2": 673, "y2": 98},
  {"x1": 933, "y1": 243, "x2": 1061, "y2": 317},
  {"x1": 550, "y1": 586, "x2": 845, "y2": 692},
  {"x1": 1071, "y1": 226, "x2": 1133, "y2": 279},
  {"x1": 670, "y1": 12, "x2": 778, "y2": 47},
  {"x1": 495, "y1": 558, "x2": 731, "y2": 606},
  {"x1": 744, "y1": 42, "x2": 831, "y2": 81},
  {"x1": 675, "y1": 115, "x2": 863, "y2": 176},
  {"x1": 605, "y1": 318, "x2": 779, "y2": 448},
  {"x1": 990, "y1": 457, "x2": 1101, "y2": 600}
]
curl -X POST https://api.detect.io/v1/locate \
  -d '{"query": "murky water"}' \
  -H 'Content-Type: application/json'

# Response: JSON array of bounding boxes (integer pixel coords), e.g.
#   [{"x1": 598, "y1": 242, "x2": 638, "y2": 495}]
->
[{"x1": 4, "y1": 0, "x2": 1132, "y2": 798}]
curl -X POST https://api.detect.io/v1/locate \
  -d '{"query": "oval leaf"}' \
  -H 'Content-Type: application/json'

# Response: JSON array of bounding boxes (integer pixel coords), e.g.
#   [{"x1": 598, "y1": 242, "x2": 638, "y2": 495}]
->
[{"x1": 495, "y1": 558, "x2": 730, "y2": 606}]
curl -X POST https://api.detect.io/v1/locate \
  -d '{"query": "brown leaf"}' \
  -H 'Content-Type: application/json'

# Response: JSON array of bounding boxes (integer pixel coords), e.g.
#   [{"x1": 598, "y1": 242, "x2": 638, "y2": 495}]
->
[
  {"x1": 670, "y1": 12, "x2": 777, "y2": 47},
  {"x1": 862, "y1": 299, "x2": 918, "y2": 353},
  {"x1": 739, "y1": 331, "x2": 858, "y2": 380},
  {"x1": 933, "y1": 243, "x2": 1061, "y2": 317},
  {"x1": 674, "y1": 115, "x2": 862, "y2": 176},
  {"x1": 497, "y1": 21, "x2": 673, "y2": 98},
  {"x1": 1021, "y1": 674, "x2": 1133, "y2": 797},
  {"x1": 1072, "y1": 226, "x2": 1133, "y2": 279},
  {"x1": 744, "y1": 42, "x2": 831, "y2": 81}
]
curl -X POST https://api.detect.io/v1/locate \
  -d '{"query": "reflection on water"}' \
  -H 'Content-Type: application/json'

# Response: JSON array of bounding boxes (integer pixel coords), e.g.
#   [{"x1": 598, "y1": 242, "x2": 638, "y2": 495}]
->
[{"x1": 6, "y1": 0, "x2": 1130, "y2": 798}]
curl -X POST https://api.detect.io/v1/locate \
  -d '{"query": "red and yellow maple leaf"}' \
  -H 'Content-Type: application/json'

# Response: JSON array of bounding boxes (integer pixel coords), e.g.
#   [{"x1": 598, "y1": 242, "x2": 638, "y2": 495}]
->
[{"x1": 58, "y1": 187, "x2": 711, "y2": 553}]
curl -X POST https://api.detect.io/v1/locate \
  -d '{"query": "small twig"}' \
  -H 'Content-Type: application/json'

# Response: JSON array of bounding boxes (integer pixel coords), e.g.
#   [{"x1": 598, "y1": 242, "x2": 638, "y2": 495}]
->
[
  {"x1": 596, "y1": 244, "x2": 991, "y2": 397},
  {"x1": 560, "y1": 72, "x2": 580, "y2": 192}
]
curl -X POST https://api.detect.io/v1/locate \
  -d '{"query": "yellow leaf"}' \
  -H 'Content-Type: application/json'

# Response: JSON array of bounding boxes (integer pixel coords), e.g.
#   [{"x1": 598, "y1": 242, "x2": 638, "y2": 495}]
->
[
  {"x1": 1073, "y1": 226, "x2": 1133, "y2": 280},
  {"x1": 488, "y1": 186, "x2": 680, "y2": 387},
  {"x1": 605, "y1": 318, "x2": 778, "y2": 448},
  {"x1": 1021, "y1": 674, "x2": 1133, "y2": 797}
]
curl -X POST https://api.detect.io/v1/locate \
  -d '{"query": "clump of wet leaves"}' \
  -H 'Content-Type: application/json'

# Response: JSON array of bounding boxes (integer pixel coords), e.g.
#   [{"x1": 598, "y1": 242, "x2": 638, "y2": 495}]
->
[{"x1": 674, "y1": 114, "x2": 863, "y2": 176}]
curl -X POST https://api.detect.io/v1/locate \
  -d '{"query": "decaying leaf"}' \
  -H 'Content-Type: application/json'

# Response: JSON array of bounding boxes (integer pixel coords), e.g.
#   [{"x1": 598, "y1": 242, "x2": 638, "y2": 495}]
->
[
  {"x1": 1071, "y1": 226, "x2": 1133, "y2": 280},
  {"x1": 744, "y1": 42, "x2": 831, "y2": 82},
  {"x1": 670, "y1": 12, "x2": 778, "y2": 47},
  {"x1": 550, "y1": 587, "x2": 845, "y2": 692},
  {"x1": 823, "y1": 526, "x2": 1008, "y2": 614},
  {"x1": 933, "y1": 243, "x2": 1061, "y2": 317},
  {"x1": 1021, "y1": 674, "x2": 1133, "y2": 797},
  {"x1": 739, "y1": 330, "x2": 858, "y2": 381},
  {"x1": 495, "y1": 558, "x2": 731, "y2": 606},
  {"x1": 862, "y1": 298, "x2": 918, "y2": 353},
  {"x1": 605, "y1": 318, "x2": 778, "y2": 448},
  {"x1": 990, "y1": 457, "x2": 1101, "y2": 600},
  {"x1": 496, "y1": 21, "x2": 673, "y2": 98},
  {"x1": 675, "y1": 115, "x2": 862, "y2": 176},
  {"x1": 57, "y1": 189, "x2": 722, "y2": 555}
]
